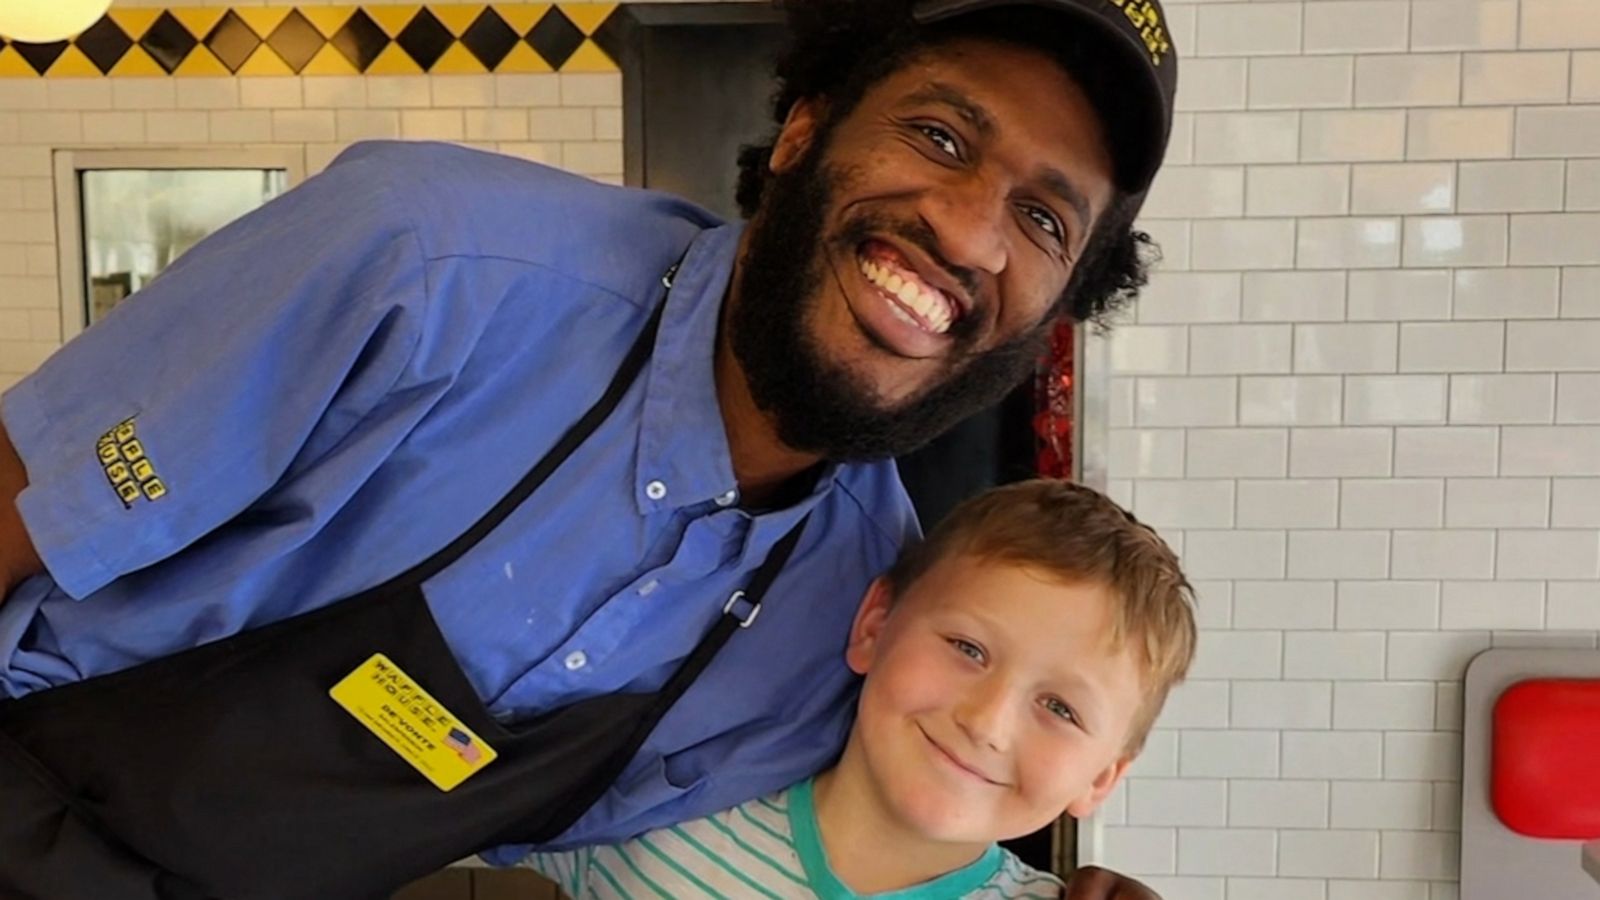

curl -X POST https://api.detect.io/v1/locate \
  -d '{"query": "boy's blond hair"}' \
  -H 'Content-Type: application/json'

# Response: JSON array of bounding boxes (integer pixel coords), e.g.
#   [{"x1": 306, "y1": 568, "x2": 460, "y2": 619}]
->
[{"x1": 883, "y1": 479, "x2": 1196, "y2": 756}]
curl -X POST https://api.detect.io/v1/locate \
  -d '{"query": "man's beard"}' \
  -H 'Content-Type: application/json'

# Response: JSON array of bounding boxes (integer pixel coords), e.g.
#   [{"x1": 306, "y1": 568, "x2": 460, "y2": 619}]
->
[{"x1": 729, "y1": 141, "x2": 1051, "y2": 462}]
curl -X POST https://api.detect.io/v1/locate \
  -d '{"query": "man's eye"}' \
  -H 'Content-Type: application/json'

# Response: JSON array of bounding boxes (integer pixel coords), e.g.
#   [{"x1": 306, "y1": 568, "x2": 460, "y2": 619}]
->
[
  {"x1": 1042, "y1": 697, "x2": 1077, "y2": 723},
  {"x1": 917, "y1": 124, "x2": 961, "y2": 159},
  {"x1": 949, "y1": 638, "x2": 985, "y2": 662},
  {"x1": 1024, "y1": 205, "x2": 1065, "y2": 244}
]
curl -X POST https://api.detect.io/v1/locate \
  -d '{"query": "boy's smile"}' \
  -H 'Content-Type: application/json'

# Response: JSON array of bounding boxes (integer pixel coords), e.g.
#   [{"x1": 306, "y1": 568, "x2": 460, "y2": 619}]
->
[
  {"x1": 833, "y1": 553, "x2": 1146, "y2": 857},
  {"x1": 920, "y1": 722, "x2": 1007, "y2": 785}
]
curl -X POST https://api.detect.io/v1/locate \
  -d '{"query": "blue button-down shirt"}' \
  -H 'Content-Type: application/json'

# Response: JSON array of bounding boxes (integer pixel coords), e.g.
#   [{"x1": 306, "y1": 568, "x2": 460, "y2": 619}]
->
[{"x1": 0, "y1": 141, "x2": 918, "y2": 855}]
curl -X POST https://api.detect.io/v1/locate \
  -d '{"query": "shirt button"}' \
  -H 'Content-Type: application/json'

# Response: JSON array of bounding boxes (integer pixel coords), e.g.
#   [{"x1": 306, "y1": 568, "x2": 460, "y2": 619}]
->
[
  {"x1": 714, "y1": 489, "x2": 738, "y2": 507},
  {"x1": 637, "y1": 579, "x2": 659, "y2": 596},
  {"x1": 564, "y1": 651, "x2": 588, "y2": 671},
  {"x1": 645, "y1": 480, "x2": 668, "y2": 501}
]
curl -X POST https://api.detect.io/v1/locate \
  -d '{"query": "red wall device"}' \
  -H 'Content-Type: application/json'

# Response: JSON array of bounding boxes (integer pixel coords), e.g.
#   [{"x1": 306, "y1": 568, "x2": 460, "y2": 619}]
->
[{"x1": 1492, "y1": 678, "x2": 1600, "y2": 840}]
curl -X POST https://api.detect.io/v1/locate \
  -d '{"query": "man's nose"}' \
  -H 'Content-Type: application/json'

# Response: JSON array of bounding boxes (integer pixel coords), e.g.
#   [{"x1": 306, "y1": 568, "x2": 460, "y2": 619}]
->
[
  {"x1": 954, "y1": 674, "x2": 1017, "y2": 753},
  {"x1": 918, "y1": 175, "x2": 1009, "y2": 279}
]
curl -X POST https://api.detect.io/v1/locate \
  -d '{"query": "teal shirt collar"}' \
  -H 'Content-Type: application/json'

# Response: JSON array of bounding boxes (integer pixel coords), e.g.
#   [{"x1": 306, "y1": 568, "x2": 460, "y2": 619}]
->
[{"x1": 788, "y1": 778, "x2": 1004, "y2": 900}]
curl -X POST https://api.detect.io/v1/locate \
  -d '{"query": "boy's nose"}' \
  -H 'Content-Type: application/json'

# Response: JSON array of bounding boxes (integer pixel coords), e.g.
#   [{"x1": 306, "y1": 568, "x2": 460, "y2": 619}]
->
[{"x1": 953, "y1": 676, "x2": 1017, "y2": 754}]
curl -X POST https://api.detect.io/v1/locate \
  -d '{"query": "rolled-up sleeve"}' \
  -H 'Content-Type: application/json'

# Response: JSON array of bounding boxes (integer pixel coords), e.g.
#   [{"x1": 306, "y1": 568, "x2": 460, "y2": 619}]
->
[{"x1": 2, "y1": 144, "x2": 431, "y2": 599}]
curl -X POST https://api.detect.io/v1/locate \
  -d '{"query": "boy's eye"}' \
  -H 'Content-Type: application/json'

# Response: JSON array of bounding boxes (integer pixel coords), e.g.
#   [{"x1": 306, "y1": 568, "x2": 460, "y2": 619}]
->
[
  {"x1": 917, "y1": 124, "x2": 961, "y2": 160},
  {"x1": 949, "y1": 638, "x2": 985, "y2": 662},
  {"x1": 1042, "y1": 697, "x2": 1078, "y2": 723}
]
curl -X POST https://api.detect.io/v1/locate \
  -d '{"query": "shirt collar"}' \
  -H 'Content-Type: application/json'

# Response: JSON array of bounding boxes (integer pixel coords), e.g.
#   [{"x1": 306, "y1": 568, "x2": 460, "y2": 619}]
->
[
  {"x1": 787, "y1": 777, "x2": 1004, "y2": 900},
  {"x1": 634, "y1": 223, "x2": 844, "y2": 519},
  {"x1": 633, "y1": 223, "x2": 745, "y2": 515}
]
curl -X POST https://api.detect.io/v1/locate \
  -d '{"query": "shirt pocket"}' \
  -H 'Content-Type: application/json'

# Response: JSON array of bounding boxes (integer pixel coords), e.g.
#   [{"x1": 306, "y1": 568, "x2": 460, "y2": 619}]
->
[{"x1": 661, "y1": 748, "x2": 708, "y2": 791}]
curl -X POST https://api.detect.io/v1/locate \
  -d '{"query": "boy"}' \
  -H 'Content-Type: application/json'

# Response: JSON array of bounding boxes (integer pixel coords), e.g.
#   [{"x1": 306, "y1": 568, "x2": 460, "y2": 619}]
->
[{"x1": 526, "y1": 479, "x2": 1196, "y2": 898}]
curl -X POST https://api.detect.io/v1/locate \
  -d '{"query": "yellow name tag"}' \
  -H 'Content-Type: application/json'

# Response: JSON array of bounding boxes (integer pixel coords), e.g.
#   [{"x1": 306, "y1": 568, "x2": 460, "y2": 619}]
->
[{"x1": 329, "y1": 653, "x2": 498, "y2": 792}]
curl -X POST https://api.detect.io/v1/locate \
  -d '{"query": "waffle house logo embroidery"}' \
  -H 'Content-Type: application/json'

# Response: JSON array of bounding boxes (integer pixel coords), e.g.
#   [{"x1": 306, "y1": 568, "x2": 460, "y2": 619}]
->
[
  {"x1": 97, "y1": 418, "x2": 167, "y2": 507},
  {"x1": 1108, "y1": 0, "x2": 1171, "y2": 66}
]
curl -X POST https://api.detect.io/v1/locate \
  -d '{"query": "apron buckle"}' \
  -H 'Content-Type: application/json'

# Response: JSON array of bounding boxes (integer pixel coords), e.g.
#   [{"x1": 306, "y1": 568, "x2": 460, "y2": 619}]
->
[{"x1": 721, "y1": 590, "x2": 761, "y2": 629}]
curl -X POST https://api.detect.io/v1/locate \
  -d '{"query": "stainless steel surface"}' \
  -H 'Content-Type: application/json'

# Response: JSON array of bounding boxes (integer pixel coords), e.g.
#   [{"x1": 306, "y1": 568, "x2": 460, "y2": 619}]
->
[
  {"x1": 1075, "y1": 326, "x2": 1111, "y2": 494},
  {"x1": 1069, "y1": 326, "x2": 1112, "y2": 872}
]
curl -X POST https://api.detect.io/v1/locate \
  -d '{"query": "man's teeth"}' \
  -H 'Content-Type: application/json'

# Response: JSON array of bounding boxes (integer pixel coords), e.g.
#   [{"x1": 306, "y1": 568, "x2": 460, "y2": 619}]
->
[{"x1": 859, "y1": 257, "x2": 953, "y2": 334}]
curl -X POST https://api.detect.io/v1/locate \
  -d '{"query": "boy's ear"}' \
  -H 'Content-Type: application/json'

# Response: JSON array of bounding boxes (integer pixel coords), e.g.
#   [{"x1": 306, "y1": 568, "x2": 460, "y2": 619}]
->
[
  {"x1": 769, "y1": 98, "x2": 825, "y2": 175},
  {"x1": 844, "y1": 576, "x2": 896, "y2": 676},
  {"x1": 1064, "y1": 756, "x2": 1133, "y2": 820}
]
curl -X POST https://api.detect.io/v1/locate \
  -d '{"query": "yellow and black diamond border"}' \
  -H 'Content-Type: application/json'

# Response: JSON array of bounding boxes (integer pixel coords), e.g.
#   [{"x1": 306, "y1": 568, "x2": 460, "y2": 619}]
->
[{"x1": 0, "y1": 4, "x2": 625, "y2": 77}]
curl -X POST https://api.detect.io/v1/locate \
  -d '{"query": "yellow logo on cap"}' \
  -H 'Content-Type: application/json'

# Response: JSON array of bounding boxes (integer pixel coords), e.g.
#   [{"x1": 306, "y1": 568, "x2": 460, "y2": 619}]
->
[{"x1": 1108, "y1": 0, "x2": 1171, "y2": 66}]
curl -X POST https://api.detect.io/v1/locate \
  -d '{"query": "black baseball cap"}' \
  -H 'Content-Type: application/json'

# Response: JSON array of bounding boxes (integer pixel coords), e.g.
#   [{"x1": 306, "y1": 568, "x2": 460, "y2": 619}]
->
[{"x1": 912, "y1": 0, "x2": 1178, "y2": 194}]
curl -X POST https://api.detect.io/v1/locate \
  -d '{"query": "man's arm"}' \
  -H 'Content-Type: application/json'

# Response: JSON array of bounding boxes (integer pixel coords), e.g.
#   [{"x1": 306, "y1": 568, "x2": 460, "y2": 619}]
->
[
  {"x1": 0, "y1": 144, "x2": 439, "y2": 602},
  {"x1": 0, "y1": 418, "x2": 43, "y2": 602}
]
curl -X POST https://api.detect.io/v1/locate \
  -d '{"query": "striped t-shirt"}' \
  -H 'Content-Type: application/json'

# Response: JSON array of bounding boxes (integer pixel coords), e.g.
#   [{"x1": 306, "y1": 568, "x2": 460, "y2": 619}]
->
[{"x1": 524, "y1": 778, "x2": 1065, "y2": 899}]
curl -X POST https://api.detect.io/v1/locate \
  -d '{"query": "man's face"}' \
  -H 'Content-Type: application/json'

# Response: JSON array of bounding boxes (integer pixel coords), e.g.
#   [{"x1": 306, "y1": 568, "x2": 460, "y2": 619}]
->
[
  {"x1": 843, "y1": 555, "x2": 1144, "y2": 844},
  {"x1": 732, "y1": 35, "x2": 1116, "y2": 459}
]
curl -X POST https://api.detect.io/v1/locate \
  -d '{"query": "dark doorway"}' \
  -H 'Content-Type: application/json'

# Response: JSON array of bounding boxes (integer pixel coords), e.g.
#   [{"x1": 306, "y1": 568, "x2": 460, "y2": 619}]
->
[
  {"x1": 609, "y1": 2, "x2": 1061, "y2": 873},
  {"x1": 610, "y1": 3, "x2": 787, "y2": 222}
]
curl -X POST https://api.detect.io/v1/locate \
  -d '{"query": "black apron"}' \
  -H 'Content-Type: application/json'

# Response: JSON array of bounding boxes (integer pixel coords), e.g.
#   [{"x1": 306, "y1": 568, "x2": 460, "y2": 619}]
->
[{"x1": 0, "y1": 262, "x2": 808, "y2": 900}]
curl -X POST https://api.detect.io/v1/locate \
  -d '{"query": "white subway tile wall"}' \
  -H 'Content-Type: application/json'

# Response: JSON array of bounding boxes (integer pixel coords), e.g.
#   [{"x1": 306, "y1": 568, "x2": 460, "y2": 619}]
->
[
  {"x1": 1095, "y1": 1, "x2": 1600, "y2": 897},
  {"x1": 1, "y1": 1, "x2": 1598, "y2": 897},
  {"x1": 0, "y1": 62, "x2": 624, "y2": 394}
]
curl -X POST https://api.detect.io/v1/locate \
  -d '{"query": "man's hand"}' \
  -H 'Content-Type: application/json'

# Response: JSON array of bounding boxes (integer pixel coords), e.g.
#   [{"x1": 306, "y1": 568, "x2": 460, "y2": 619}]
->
[
  {"x1": 0, "y1": 420, "x2": 43, "y2": 604},
  {"x1": 1062, "y1": 865, "x2": 1162, "y2": 900}
]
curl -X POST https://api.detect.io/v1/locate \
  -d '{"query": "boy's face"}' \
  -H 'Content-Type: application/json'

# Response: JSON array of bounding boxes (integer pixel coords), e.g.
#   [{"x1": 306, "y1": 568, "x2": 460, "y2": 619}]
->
[{"x1": 844, "y1": 553, "x2": 1144, "y2": 844}]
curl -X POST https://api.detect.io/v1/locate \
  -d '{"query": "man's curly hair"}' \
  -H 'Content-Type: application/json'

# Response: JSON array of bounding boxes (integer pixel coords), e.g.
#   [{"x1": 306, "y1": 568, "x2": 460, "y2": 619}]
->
[{"x1": 734, "y1": 0, "x2": 1160, "y2": 326}]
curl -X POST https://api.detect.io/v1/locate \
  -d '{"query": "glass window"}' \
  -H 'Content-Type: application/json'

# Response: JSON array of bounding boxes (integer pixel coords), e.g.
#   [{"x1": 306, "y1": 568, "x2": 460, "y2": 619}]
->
[{"x1": 78, "y1": 168, "x2": 288, "y2": 324}]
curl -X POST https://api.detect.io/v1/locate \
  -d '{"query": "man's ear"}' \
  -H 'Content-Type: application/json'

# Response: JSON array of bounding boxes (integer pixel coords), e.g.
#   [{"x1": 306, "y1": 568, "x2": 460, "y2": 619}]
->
[
  {"x1": 1064, "y1": 756, "x2": 1132, "y2": 820},
  {"x1": 844, "y1": 576, "x2": 896, "y2": 676},
  {"x1": 769, "y1": 97, "x2": 825, "y2": 175}
]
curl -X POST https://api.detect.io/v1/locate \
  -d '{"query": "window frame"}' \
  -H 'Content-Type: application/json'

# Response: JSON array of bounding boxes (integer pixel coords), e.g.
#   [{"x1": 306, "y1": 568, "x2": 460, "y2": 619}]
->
[{"x1": 53, "y1": 147, "x2": 306, "y2": 339}]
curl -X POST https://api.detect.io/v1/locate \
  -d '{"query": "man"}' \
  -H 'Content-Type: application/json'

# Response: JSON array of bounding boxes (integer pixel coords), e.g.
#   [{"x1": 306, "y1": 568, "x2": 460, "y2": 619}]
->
[{"x1": 0, "y1": 0, "x2": 1174, "y2": 896}]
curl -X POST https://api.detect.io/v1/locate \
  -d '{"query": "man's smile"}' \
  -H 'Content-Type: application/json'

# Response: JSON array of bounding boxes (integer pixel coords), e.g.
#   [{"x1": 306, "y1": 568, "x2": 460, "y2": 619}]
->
[
  {"x1": 856, "y1": 237, "x2": 970, "y2": 335},
  {"x1": 832, "y1": 234, "x2": 979, "y2": 364}
]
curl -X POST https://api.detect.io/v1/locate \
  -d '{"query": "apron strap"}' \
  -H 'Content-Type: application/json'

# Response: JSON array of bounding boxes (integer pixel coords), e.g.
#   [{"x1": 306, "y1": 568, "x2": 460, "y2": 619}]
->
[
  {"x1": 663, "y1": 515, "x2": 809, "y2": 697},
  {"x1": 532, "y1": 512, "x2": 810, "y2": 840}
]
